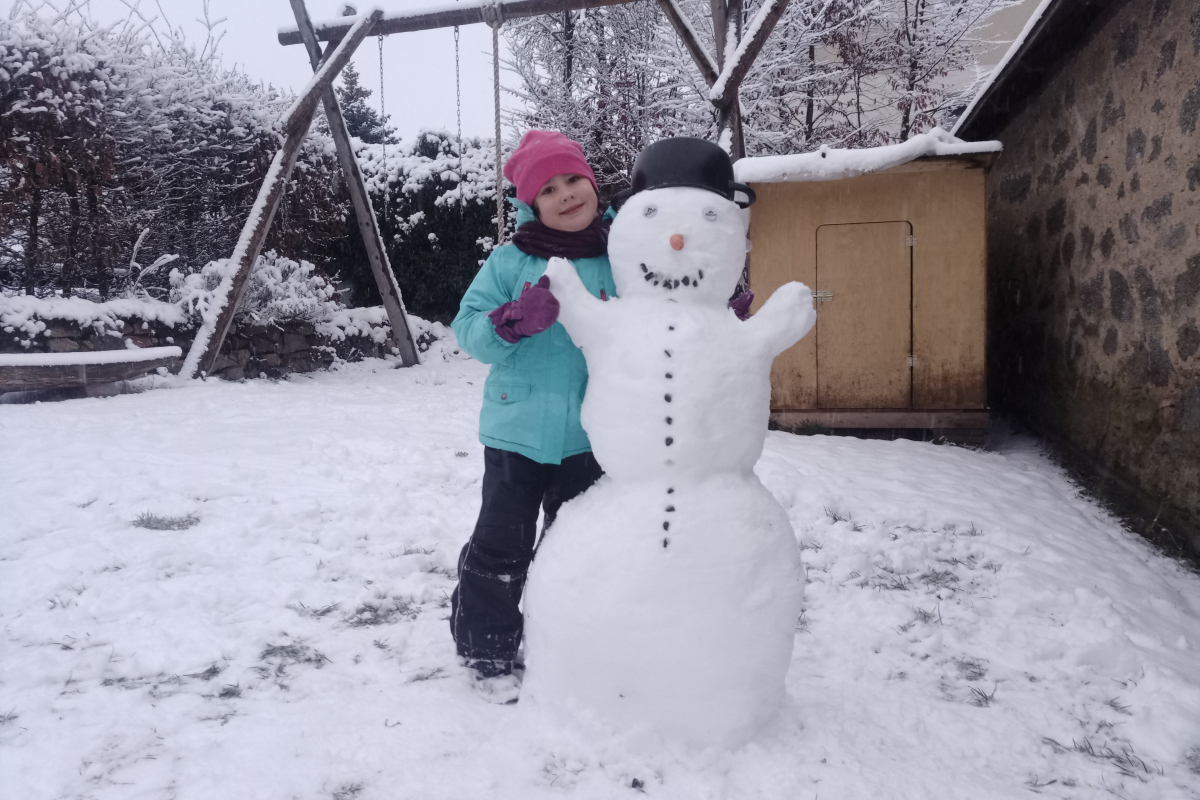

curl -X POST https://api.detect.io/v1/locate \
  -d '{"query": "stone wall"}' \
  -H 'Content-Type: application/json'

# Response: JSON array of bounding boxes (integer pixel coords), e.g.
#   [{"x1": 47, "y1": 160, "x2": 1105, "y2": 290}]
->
[
  {"x1": 2, "y1": 314, "x2": 399, "y2": 382},
  {"x1": 985, "y1": 0, "x2": 1200, "y2": 542}
]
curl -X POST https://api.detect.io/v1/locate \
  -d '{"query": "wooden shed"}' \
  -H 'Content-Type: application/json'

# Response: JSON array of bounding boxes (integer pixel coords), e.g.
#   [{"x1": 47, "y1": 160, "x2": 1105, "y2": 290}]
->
[{"x1": 738, "y1": 137, "x2": 1000, "y2": 429}]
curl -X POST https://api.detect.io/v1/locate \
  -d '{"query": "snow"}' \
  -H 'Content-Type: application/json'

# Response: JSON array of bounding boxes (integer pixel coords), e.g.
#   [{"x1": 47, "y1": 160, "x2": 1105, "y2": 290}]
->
[
  {"x1": 0, "y1": 293, "x2": 187, "y2": 340},
  {"x1": 734, "y1": 127, "x2": 1003, "y2": 184},
  {"x1": 353, "y1": 134, "x2": 498, "y2": 209},
  {"x1": 951, "y1": 0, "x2": 1056, "y2": 136},
  {"x1": 659, "y1": 0, "x2": 719, "y2": 79},
  {"x1": 530, "y1": 189, "x2": 816, "y2": 746},
  {"x1": 709, "y1": 0, "x2": 781, "y2": 103},
  {"x1": 0, "y1": 346, "x2": 181, "y2": 367},
  {"x1": 279, "y1": 0, "x2": 513, "y2": 40},
  {"x1": 2, "y1": 356, "x2": 1200, "y2": 796}
]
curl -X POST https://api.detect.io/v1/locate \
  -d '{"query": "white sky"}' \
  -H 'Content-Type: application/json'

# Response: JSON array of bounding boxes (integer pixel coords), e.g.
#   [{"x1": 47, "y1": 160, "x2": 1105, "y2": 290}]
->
[
  {"x1": 32, "y1": 0, "x2": 1039, "y2": 144},
  {"x1": 51, "y1": 0, "x2": 514, "y2": 143}
]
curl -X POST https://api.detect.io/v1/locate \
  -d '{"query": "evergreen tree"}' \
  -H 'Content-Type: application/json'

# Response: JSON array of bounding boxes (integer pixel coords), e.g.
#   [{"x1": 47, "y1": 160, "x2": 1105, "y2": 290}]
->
[{"x1": 336, "y1": 63, "x2": 398, "y2": 145}]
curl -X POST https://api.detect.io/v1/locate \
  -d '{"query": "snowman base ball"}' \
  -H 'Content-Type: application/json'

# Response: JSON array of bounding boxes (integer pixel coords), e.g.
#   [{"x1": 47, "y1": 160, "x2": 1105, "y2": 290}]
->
[{"x1": 522, "y1": 474, "x2": 803, "y2": 748}]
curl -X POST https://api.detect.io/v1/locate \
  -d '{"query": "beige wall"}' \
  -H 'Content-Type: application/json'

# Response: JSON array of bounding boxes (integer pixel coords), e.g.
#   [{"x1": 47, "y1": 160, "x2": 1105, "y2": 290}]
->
[{"x1": 748, "y1": 158, "x2": 988, "y2": 411}]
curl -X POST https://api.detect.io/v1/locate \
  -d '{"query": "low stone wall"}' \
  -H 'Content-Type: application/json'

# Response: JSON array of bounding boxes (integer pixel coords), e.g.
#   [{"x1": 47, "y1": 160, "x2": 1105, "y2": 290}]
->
[{"x1": 2, "y1": 314, "x2": 398, "y2": 381}]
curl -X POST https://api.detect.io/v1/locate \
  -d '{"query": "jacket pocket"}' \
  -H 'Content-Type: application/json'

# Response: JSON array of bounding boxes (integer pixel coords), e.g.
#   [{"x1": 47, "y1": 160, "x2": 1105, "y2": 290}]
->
[
  {"x1": 481, "y1": 380, "x2": 541, "y2": 449},
  {"x1": 485, "y1": 382, "x2": 531, "y2": 404}
]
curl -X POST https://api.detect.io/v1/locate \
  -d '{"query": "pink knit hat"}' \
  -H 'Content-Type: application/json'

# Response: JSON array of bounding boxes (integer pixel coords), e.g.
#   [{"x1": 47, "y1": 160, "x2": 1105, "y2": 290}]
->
[{"x1": 503, "y1": 130, "x2": 599, "y2": 206}]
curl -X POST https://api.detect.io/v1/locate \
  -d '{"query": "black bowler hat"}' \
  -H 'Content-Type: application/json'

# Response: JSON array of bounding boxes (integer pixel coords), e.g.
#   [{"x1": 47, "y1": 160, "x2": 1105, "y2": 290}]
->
[{"x1": 612, "y1": 137, "x2": 756, "y2": 209}]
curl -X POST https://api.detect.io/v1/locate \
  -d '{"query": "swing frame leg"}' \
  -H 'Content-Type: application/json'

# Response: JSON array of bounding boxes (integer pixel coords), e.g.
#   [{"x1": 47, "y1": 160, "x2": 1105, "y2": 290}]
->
[
  {"x1": 183, "y1": 10, "x2": 385, "y2": 379},
  {"x1": 290, "y1": 0, "x2": 421, "y2": 367}
]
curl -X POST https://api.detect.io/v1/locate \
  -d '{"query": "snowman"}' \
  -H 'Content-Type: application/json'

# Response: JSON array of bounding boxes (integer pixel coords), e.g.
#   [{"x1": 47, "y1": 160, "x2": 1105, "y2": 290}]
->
[{"x1": 521, "y1": 137, "x2": 817, "y2": 748}]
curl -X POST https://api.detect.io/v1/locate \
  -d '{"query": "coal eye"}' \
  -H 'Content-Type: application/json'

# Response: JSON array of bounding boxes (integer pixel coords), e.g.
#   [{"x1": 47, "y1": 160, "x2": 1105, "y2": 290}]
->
[
  {"x1": 643, "y1": 206, "x2": 657, "y2": 218},
  {"x1": 703, "y1": 208, "x2": 718, "y2": 221}
]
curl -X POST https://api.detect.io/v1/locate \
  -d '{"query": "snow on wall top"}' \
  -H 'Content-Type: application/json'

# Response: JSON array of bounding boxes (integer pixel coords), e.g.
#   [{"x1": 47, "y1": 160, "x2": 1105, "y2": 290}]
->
[
  {"x1": 951, "y1": 0, "x2": 1056, "y2": 137},
  {"x1": 0, "y1": 346, "x2": 182, "y2": 368},
  {"x1": 1, "y1": 294, "x2": 188, "y2": 340},
  {"x1": 733, "y1": 128, "x2": 1002, "y2": 185}
]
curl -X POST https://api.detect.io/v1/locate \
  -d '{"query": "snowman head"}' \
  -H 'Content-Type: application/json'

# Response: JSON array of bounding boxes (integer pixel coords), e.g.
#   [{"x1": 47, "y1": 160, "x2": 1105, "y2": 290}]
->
[{"x1": 607, "y1": 186, "x2": 749, "y2": 306}]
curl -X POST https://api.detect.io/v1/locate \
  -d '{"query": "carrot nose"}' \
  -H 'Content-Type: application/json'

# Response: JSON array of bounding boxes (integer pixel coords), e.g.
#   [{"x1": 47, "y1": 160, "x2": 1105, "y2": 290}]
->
[{"x1": 670, "y1": 234, "x2": 684, "y2": 251}]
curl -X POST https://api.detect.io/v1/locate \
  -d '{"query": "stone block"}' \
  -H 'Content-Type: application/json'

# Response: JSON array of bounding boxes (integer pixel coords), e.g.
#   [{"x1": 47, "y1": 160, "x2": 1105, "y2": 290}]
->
[
  {"x1": 47, "y1": 338, "x2": 80, "y2": 352},
  {"x1": 261, "y1": 353, "x2": 282, "y2": 367},
  {"x1": 44, "y1": 323, "x2": 77, "y2": 339},
  {"x1": 281, "y1": 333, "x2": 309, "y2": 355},
  {"x1": 210, "y1": 352, "x2": 237, "y2": 372}
]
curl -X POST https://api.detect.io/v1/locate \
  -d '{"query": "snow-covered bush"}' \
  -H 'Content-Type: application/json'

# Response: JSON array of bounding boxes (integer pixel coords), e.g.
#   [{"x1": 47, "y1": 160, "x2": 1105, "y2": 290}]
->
[
  {"x1": 0, "y1": 7, "x2": 347, "y2": 301},
  {"x1": 358, "y1": 130, "x2": 505, "y2": 321},
  {"x1": 170, "y1": 252, "x2": 341, "y2": 327}
]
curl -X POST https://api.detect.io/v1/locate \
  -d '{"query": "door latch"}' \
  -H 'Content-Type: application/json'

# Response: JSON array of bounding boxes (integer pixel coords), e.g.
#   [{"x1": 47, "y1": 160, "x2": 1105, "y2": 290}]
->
[{"x1": 814, "y1": 290, "x2": 834, "y2": 303}]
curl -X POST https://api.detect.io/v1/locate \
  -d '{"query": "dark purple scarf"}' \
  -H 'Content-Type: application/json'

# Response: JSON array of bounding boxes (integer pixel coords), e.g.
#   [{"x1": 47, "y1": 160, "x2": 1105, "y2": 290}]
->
[{"x1": 511, "y1": 214, "x2": 611, "y2": 260}]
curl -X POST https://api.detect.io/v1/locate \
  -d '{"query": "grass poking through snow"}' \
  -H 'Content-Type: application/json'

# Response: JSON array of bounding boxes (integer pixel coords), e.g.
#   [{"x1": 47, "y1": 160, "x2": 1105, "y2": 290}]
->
[{"x1": 131, "y1": 512, "x2": 199, "y2": 531}]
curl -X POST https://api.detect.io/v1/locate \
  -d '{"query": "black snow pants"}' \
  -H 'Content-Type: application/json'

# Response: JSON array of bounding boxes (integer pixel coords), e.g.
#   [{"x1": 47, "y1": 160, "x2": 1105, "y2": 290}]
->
[{"x1": 450, "y1": 446, "x2": 603, "y2": 669}]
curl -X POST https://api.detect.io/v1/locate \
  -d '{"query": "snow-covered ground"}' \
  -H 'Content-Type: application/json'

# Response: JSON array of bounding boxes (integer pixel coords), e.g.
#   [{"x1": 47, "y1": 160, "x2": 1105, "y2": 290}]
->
[{"x1": 3, "y1": 350, "x2": 1200, "y2": 799}]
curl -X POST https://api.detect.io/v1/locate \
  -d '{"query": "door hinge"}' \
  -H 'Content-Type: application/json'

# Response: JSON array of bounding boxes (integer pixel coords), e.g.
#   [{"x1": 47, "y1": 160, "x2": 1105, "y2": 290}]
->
[
  {"x1": 814, "y1": 290, "x2": 834, "y2": 303},
  {"x1": 906, "y1": 235, "x2": 916, "y2": 247},
  {"x1": 906, "y1": 355, "x2": 918, "y2": 367}
]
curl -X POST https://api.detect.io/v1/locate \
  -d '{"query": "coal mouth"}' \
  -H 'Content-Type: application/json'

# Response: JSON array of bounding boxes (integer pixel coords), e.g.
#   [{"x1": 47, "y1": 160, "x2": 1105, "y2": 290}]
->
[{"x1": 639, "y1": 263, "x2": 704, "y2": 290}]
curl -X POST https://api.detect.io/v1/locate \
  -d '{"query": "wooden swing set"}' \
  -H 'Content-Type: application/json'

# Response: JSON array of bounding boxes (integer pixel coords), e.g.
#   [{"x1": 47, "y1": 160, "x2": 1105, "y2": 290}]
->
[{"x1": 180, "y1": 0, "x2": 792, "y2": 379}]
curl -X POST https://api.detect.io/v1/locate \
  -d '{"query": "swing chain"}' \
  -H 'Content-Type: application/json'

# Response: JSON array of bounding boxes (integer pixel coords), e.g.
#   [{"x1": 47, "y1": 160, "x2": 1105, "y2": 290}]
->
[
  {"x1": 378, "y1": 33, "x2": 390, "y2": 220},
  {"x1": 454, "y1": 24, "x2": 463, "y2": 216},
  {"x1": 454, "y1": 26, "x2": 462, "y2": 147},
  {"x1": 489, "y1": 14, "x2": 504, "y2": 244}
]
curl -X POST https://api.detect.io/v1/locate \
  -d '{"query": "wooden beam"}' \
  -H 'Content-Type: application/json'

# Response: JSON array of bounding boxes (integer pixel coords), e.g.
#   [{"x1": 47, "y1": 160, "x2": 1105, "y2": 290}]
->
[
  {"x1": 657, "y1": 0, "x2": 718, "y2": 86},
  {"x1": 709, "y1": 0, "x2": 791, "y2": 105},
  {"x1": 183, "y1": 11, "x2": 382, "y2": 379},
  {"x1": 700, "y1": 0, "x2": 744, "y2": 159},
  {"x1": 279, "y1": 0, "x2": 636, "y2": 45},
  {"x1": 290, "y1": 0, "x2": 420, "y2": 368},
  {"x1": 770, "y1": 410, "x2": 991, "y2": 430},
  {"x1": 709, "y1": 0, "x2": 728, "y2": 66}
]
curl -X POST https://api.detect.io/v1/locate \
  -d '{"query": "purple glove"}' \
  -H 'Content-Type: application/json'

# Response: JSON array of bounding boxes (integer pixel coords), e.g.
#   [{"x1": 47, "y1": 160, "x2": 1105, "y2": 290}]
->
[
  {"x1": 729, "y1": 290, "x2": 754, "y2": 321},
  {"x1": 489, "y1": 275, "x2": 560, "y2": 344}
]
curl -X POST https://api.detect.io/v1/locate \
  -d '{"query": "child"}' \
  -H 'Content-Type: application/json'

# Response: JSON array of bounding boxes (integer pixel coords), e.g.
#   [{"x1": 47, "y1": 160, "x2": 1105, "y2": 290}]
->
[{"x1": 449, "y1": 130, "x2": 616, "y2": 702}]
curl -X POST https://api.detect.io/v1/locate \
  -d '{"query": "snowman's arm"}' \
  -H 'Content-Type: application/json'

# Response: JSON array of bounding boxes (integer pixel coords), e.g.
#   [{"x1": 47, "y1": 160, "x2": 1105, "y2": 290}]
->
[
  {"x1": 744, "y1": 281, "x2": 817, "y2": 356},
  {"x1": 544, "y1": 257, "x2": 608, "y2": 348}
]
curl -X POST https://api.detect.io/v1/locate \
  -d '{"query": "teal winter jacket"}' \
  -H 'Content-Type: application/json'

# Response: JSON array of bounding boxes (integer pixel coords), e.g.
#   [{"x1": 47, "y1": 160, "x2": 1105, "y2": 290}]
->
[{"x1": 452, "y1": 200, "x2": 617, "y2": 464}]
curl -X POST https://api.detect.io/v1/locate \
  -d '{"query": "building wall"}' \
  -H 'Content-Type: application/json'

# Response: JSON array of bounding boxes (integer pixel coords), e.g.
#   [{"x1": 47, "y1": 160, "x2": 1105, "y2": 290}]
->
[
  {"x1": 749, "y1": 159, "x2": 987, "y2": 411},
  {"x1": 985, "y1": 0, "x2": 1200, "y2": 533}
]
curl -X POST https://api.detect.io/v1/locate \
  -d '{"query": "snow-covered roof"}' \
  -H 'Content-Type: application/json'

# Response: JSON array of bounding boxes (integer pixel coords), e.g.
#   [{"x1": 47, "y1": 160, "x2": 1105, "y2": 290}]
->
[
  {"x1": 951, "y1": 0, "x2": 1055, "y2": 138},
  {"x1": 733, "y1": 128, "x2": 1001, "y2": 185},
  {"x1": 952, "y1": 0, "x2": 1119, "y2": 141}
]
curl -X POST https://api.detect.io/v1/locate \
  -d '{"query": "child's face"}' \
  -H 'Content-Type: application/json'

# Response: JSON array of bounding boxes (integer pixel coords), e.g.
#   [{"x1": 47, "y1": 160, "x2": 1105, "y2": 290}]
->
[{"x1": 533, "y1": 173, "x2": 598, "y2": 232}]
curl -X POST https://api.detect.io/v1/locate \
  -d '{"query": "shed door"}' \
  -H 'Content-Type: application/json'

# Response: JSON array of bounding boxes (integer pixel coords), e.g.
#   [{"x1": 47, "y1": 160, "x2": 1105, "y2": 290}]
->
[{"x1": 816, "y1": 222, "x2": 912, "y2": 409}]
